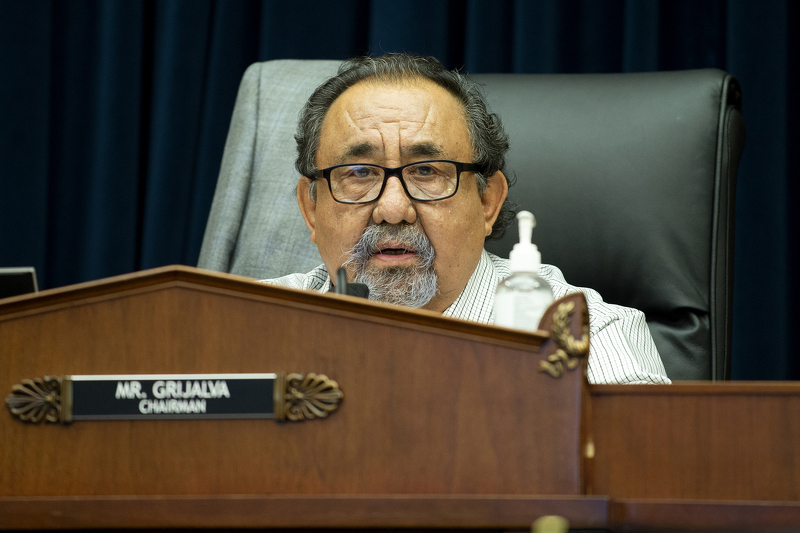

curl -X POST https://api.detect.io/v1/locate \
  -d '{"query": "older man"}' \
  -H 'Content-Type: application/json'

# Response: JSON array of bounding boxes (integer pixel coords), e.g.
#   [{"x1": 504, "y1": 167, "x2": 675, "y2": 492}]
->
[{"x1": 265, "y1": 54, "x2": 669, "y2": 385}]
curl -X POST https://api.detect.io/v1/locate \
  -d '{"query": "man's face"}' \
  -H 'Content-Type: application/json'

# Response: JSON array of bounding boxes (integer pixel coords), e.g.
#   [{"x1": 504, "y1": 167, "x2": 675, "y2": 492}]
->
[{"x1": 297, "y1": 77, "x2": 507, "y2": 312}]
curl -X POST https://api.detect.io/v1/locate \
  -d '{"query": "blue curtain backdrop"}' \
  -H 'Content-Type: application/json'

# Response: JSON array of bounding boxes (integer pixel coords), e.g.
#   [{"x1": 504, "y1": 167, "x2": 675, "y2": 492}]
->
[{"x1": 0, "y1": 0, "x2": 796, "y2": 380}]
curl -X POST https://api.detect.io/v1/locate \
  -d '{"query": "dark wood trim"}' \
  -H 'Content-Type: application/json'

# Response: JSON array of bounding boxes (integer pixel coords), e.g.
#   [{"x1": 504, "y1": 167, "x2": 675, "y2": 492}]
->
[
  {"x1": 609, "y1": 499, "x2": 800, "y2": 532},
  {"x1": 0, "y1": 495, "x2": 609, "y2": 530},
  {"x1": 591, "y1": 382, "x2": 800, "y2": 395}
]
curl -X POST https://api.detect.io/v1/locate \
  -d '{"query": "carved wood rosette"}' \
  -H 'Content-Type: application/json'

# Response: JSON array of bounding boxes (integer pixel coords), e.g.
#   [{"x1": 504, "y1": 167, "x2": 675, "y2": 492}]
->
[
  {"x1": 5, "y1": 376, "x2": 65, "y2": 423},
  {"x1": 540, "y1": 301, "x2": 590, "y2": 378},
  {"x1": 274, "y1": 372, "x2": 344, "y2": 422}
]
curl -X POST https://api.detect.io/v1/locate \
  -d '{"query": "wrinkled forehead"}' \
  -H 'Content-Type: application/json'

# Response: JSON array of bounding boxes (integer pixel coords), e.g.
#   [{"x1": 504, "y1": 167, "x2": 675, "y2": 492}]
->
[{"x1": 318, "y1": 77, "x2": 471, "y2": 157}]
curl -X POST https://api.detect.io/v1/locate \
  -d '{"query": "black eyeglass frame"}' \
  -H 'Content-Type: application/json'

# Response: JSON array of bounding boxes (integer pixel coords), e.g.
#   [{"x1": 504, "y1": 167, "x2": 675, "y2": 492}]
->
[{"x1": 312, "y1": 160, "x2": 482, "y2": 204}]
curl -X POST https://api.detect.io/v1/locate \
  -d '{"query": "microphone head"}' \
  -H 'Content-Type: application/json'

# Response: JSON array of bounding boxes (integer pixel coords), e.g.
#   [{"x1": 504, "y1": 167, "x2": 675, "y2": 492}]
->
[
  {"x1": 346, "y1": 283, "x2": 370, "y2": 299},
  {"x1": 331, "y1": 267, "x2": 370, "y2": 299}
]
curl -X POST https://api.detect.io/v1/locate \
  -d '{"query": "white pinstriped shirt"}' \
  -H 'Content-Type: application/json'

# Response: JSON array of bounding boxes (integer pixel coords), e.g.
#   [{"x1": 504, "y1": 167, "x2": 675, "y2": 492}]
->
[{"x1": 264, "y1": 249, "x2": 671, "y2": 385}]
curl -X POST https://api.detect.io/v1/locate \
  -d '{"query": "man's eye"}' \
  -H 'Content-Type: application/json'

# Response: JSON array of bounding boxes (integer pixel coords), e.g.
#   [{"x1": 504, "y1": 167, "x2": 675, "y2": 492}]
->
[
  {"x1": 408, "y1": 164, "x2": 445, "y2": 180},
  {"x1": 345, "y1": 166, "x2": 379, "y2": 179}
]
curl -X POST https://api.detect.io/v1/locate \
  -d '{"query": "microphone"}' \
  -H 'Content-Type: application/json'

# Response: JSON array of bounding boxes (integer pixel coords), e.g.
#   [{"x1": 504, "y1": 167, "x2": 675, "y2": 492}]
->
[{"x1": 331, "y1": 267, "x2": 370, "y2": 299}]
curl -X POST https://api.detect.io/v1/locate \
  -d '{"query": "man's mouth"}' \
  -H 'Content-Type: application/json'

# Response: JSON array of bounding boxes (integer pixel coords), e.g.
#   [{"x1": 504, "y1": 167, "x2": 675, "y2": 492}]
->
[
  {"x1": 343, "y1": 224, "x2": 435, "y2": 274},
  {"x1": 373, "y1": 240, "x2": 417, "y2": 255},
  {"x1": 370, "y1": 242, "x2": 418, "y2": 264},
  {"x1": 377, "y1": 247, "x2": 416, "y2": 256}
]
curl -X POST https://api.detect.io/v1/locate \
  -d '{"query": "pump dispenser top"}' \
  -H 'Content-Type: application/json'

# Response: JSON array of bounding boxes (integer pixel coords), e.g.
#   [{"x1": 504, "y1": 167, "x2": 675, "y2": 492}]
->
[
  {"x1": 494, "y1": 210, "x2": 553, "y2": 332},
  {"x1": 509, "y1": 211, "x2": 541, "y2": 273}
]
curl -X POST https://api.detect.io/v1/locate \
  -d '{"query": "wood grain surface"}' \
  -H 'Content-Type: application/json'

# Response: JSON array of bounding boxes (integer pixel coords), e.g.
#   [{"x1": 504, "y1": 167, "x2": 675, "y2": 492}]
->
[{"x1": 15, "y1": 266, "x2": 799, "y2": 530}]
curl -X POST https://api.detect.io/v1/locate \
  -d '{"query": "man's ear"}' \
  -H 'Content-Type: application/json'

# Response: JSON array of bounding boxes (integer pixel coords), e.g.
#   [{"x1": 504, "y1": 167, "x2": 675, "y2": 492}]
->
[
  {"x1": 297, "y1": 177, "x2": 318, "y2": 245},
  {"x1": 481, "y1": 171, "x2": 509, "y2": 237}
]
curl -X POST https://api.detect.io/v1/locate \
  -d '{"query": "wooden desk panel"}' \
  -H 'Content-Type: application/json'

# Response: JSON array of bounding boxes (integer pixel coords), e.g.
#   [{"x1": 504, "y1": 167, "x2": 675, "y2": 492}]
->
[
  {"x1": 0, "y1": 267, "x2": 589, "y2": 501},
  {"x1": 591, "y1": 383, "x2": 800, "y2": 501}
]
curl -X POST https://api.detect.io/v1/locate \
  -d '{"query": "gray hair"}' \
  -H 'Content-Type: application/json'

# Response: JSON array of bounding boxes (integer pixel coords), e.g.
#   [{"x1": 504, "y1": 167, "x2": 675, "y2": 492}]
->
[{"x1": 294, "y1": 53, "x2": 515, "y2": 241}]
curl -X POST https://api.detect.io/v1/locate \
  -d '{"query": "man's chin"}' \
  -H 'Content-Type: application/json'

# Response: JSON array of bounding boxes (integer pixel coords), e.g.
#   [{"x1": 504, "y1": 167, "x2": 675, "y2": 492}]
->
[
  {"x1": 363, "y1": 263, "x2": 416, "y2": 279},
  {"x1": 352, "y1": 259, "x2": 438, "y2": 309}
]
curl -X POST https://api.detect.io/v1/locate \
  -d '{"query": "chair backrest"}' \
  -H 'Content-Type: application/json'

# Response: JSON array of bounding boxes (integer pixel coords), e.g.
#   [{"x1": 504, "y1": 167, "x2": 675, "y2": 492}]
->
[{"x1": 199, "y1": 60, "x2": 744, "y2": 381}]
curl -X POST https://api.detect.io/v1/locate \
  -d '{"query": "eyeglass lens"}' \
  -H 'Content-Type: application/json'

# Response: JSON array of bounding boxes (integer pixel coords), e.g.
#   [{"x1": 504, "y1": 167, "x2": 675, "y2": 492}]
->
[{"x1": 330, "y1": 161, "x2": 458, "y2": 203}]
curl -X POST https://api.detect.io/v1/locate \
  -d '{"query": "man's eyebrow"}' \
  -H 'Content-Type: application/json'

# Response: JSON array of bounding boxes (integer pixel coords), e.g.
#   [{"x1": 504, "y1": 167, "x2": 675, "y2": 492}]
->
[
  {"x1": 334, "y1": 141, "x2": 445, "y2": 165},
  {"x1": 407, "y1": 142, "x2": 445, "y2": 158},
  {"x1": 336, "y1": 143, "x2": 376, "y2": 164}
]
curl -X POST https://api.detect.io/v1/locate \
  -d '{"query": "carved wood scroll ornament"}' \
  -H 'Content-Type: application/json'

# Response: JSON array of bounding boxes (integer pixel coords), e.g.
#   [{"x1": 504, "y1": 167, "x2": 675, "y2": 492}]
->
[{"x1": 540, "y1": 301, "x2": 590, "y2": 378}]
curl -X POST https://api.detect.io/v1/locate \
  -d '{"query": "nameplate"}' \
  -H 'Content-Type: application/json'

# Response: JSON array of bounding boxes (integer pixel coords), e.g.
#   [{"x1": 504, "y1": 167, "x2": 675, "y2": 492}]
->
[
  {"x1": 5, "y1": 372, "x2": 343, "y2": 424},
  {"x1": 71, "y1": 374, "x2": 276, "y2": 420}
]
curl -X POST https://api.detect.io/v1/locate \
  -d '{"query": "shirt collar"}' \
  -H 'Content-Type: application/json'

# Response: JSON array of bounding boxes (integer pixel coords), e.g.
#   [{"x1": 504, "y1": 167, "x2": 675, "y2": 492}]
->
[{"x1": 442, "y1": 249, "x2": 499, "y2": 324}]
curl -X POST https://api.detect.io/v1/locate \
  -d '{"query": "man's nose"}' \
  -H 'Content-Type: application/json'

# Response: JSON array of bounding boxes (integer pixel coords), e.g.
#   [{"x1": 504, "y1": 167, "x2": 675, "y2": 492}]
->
[{"x1": 372, "y1": 175, "x2": 417, "y2": 225}]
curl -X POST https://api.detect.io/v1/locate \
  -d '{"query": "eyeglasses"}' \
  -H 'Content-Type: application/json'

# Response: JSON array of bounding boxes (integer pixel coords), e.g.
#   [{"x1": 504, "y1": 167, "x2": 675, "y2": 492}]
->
[{"x1": 313, "y1": 160, "x2": 481, "y2": 204}]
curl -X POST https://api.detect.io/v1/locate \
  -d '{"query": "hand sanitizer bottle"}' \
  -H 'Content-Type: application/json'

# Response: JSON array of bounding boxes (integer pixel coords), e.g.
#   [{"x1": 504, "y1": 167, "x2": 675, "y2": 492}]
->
[{"x1": 494, "y1": 211, "x2": 554, "y2": 332}]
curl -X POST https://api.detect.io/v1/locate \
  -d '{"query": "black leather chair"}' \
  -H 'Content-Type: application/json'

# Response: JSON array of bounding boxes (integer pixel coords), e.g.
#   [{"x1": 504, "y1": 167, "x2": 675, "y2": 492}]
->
[{"x1": 199, "y1": 61, "x2": 744, "y2": 381}]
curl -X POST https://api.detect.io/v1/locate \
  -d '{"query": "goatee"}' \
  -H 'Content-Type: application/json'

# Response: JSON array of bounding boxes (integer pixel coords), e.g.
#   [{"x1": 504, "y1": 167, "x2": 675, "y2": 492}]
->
[{"x1": 341, "y1": 223, "x2": 438, "y2": 308}]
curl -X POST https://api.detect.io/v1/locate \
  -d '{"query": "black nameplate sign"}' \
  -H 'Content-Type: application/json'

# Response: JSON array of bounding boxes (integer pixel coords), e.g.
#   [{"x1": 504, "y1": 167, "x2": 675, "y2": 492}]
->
[
  {"x1": 6, "y1": 372, "x2": 343, "y2": 424},
  {"x1": 69, "y1": 373, "x2": 276, "y2": 420}
]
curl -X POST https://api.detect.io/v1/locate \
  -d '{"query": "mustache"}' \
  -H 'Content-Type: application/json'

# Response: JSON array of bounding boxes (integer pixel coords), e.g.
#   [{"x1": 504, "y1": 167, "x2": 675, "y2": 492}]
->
[{"x1": 345, "y1": 223, "x2": 435, "y2": 268}]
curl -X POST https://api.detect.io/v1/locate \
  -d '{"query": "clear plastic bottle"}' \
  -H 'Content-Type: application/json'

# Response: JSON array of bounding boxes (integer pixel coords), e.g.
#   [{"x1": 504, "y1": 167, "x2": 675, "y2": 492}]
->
[{"x1": 494, "y1": 211, "x2": 554, "y2": 332}]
